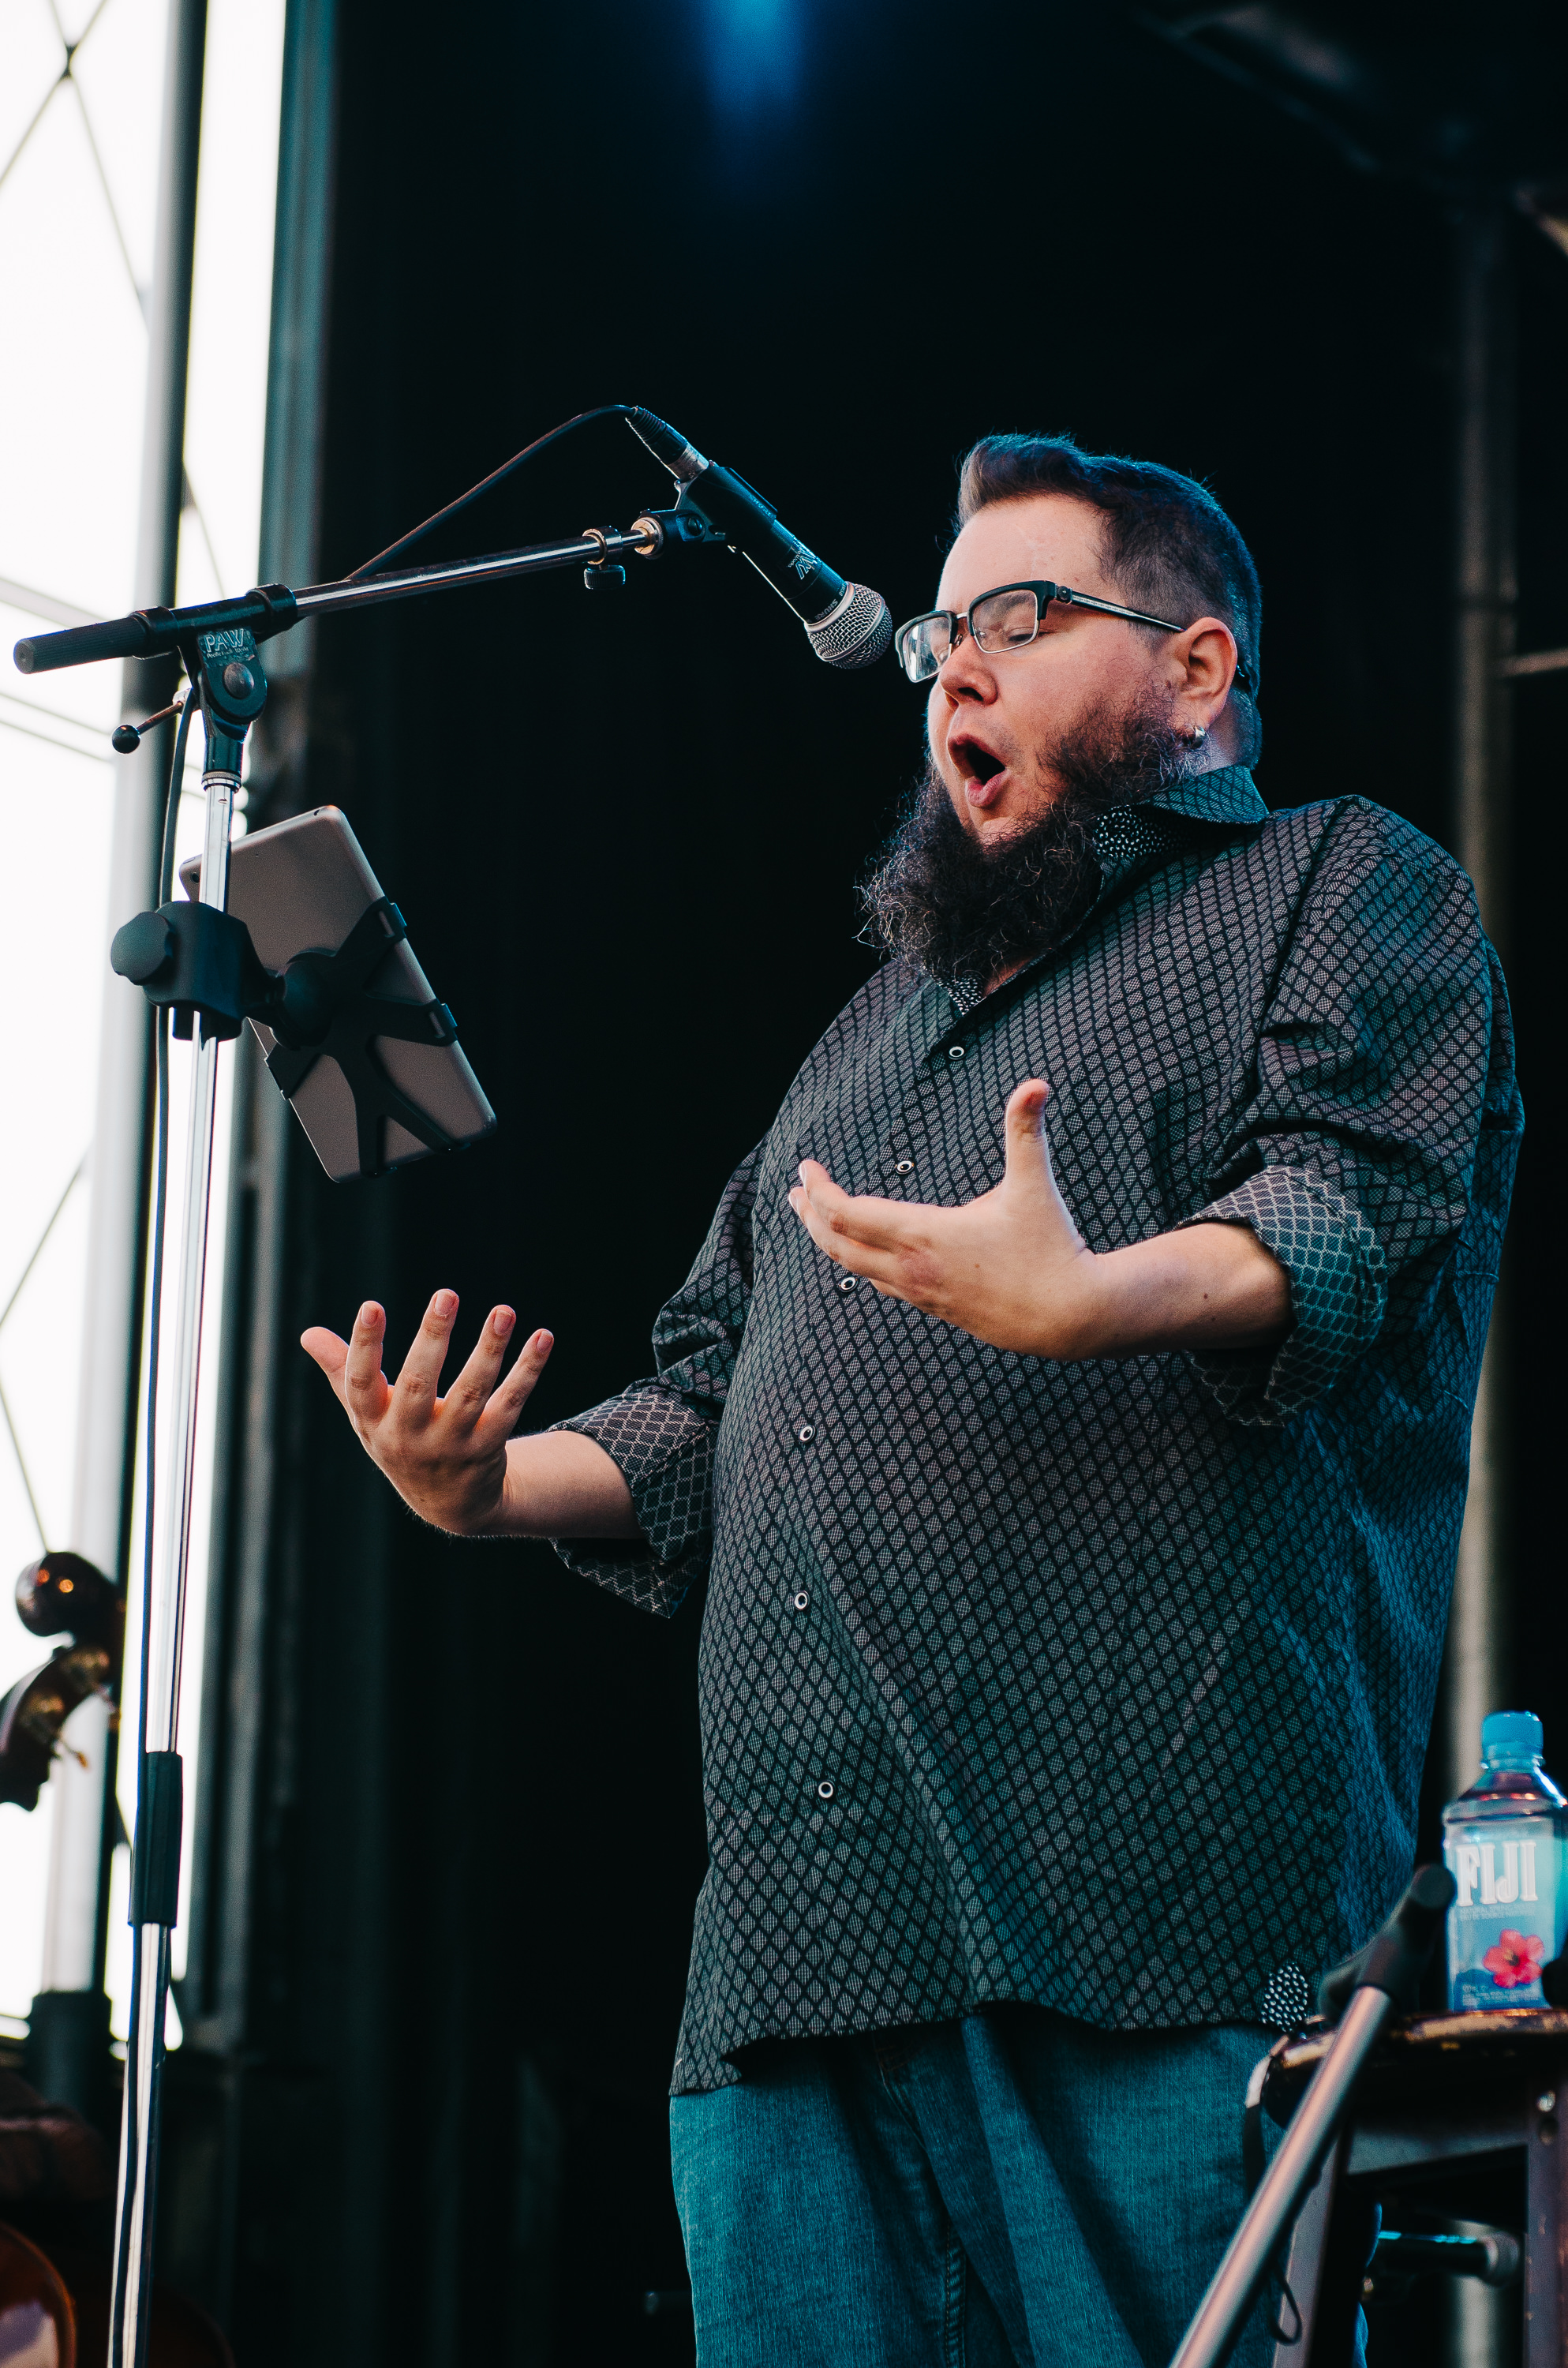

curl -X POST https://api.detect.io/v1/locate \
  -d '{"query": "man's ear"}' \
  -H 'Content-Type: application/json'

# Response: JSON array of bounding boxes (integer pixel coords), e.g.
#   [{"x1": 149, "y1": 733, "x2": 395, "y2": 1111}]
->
[{"x1": 1169, "y1": 614, "x2": 1239, "y2": 736}]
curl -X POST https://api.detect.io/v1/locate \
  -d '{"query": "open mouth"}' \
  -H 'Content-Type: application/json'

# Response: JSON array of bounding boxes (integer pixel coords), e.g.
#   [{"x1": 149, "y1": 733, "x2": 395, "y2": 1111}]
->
[{"x1": 954, "y1": 741, "x2": 1005, "y2": 785}]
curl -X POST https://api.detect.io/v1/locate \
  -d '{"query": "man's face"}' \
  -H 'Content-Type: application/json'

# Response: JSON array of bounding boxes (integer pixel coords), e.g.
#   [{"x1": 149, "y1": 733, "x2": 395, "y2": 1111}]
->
[{"x1": 927, "y1": 492, "x2": 1173, "y2": 845}]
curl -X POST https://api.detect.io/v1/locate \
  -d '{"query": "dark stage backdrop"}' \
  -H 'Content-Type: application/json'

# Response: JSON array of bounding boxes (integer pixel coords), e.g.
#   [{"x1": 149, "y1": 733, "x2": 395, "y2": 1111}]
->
[{"x1": 161, "y1": 6, "x2": 1566, "y2": 2363}]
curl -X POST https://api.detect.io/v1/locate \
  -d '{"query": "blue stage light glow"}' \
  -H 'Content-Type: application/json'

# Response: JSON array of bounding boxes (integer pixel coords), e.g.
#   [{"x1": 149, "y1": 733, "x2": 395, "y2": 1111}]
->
[{"x1": 701, "y1": 0, "x2": 803, "y2": 116}]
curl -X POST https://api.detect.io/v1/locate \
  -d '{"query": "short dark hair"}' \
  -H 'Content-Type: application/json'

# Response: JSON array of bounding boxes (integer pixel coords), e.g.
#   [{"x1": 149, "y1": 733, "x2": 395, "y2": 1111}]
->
[{"x1": 956, "y1": 433, "x2": 1263, "y2": 766}]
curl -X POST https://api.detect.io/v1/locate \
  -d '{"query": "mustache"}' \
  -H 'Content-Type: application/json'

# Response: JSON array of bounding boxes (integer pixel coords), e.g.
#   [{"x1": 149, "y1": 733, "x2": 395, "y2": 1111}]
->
[{"x1": 857, "y1": 691, "x2": 1194, "y2": 988}]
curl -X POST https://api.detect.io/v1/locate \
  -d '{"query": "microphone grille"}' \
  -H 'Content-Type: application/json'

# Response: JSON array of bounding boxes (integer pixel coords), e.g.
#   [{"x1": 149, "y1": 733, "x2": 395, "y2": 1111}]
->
[{"x1": 806, "y1": 583, "x2": 893, "y2": 670}]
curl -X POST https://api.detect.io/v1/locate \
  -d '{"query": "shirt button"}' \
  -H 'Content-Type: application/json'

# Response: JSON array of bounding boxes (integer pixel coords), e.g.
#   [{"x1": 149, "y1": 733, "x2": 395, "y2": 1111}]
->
[
  {"x1": 817, "y1": 1780, "x2": 836, "y2": 1801},
  {"x1": 837, "y1": 1274, "x2": 858, "y2": 1293},
  {"x1": 792, "y1": 1590, "x2": 810, "y2": 1611},
  {"x1": 795, "y1": 1422, "x2": 815, "y2": 1444}
]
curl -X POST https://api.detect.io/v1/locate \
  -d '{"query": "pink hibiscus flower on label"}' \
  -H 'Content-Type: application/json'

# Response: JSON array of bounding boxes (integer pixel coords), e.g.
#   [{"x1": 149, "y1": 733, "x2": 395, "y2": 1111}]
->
[{"x1": 1482, "y1": 1930, "x2": 1546, "y2": 1989}]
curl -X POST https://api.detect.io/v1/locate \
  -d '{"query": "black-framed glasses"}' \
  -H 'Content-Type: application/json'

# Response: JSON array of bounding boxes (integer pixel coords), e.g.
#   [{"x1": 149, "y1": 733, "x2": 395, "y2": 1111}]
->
[{"x1": 893, "y1": 579, "x2": 1256, "y2": 694}]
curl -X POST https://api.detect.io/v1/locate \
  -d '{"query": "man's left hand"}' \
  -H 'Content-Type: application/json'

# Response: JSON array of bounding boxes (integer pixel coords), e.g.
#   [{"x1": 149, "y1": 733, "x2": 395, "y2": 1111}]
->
[{"x1": 788, "y1": 1080, "x2": 1290, "y2": 1360}]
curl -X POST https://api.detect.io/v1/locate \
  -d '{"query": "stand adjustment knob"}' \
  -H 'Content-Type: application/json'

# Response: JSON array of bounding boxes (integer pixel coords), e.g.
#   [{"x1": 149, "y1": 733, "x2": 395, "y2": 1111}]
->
[
  {"x1": 110, "y1": 911, "x2": 175, "y2": 985},
  {"x1": 110, "y1": 693, "x2": 185, "y2": 755}
]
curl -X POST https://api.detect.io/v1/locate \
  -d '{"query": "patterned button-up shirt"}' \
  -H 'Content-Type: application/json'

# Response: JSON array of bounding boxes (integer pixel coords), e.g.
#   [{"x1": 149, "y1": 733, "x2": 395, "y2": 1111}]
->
[{"x1": 552, "y1": 767, "x2": 1521, "y2": 2095}]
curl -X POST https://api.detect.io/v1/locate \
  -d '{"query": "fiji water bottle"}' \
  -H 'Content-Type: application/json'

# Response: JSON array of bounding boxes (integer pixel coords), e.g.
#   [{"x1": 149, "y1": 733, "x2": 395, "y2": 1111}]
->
[{"x1": 1443, "y1": 1711, "x2": 1568, "y2": 2009}]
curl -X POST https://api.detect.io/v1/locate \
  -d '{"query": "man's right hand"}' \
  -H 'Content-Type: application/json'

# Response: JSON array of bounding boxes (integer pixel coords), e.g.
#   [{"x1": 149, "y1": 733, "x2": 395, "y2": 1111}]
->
[
  {"x1": 301, "y1": 1291, "x2": 556, "y2": 1534},
  {"x1": 303, "y1": 1291, "x2": 643, "y2": 1539}
]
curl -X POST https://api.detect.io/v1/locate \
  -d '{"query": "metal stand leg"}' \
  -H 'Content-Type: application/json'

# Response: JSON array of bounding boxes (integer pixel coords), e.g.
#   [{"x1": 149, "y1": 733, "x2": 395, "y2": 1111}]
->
[
  {"x1": 1525, "y1": 2085, "x2": 1567, "y2": 2368},
  {"x1": 107, "y1": 757, "x2": 235, "y2": 2368},
  {"x1": 1269, "y1": 2130, "x2": 1346, "y2": 2366},
  {"x1": 1171, "y1": 1989, "x2": 1393, "y2": 2368}
]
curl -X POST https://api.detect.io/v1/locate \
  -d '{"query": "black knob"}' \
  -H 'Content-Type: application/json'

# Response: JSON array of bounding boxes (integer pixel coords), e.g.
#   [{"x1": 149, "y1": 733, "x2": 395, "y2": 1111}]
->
[
  {"x1": 223, "y1": 659, "x2": 256, "y2": 697},
  {"x1": 110, "y1": 909, "x2": 175, "y2": 985},
  {"x1": 110, "y1": 723, "x2": 141, "y2": 754}
]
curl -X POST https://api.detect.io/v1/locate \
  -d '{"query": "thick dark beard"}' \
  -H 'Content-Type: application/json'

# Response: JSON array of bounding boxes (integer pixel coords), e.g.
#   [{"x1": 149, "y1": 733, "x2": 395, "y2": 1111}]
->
[{"x1": 857, "y1": 690, "x2": 1193, "y2": 989}]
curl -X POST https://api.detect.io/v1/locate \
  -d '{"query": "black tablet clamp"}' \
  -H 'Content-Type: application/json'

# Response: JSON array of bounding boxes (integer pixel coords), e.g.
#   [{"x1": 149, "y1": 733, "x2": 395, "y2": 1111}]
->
[{"x1": 111, "y1": 862, "x2": 461, "y2": 1179}]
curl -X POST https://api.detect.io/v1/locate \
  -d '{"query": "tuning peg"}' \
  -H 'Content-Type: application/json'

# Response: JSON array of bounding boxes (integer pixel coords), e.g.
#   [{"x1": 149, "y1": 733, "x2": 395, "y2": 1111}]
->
[{"x1": 15, "y1": 1551, "x2": 121, "y2": 1647}]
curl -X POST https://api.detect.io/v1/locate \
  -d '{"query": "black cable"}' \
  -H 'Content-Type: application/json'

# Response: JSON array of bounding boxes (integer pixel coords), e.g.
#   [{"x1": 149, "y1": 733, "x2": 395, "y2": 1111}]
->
[
  {"x1": 137, "y1": 1026, "x2": 171, "y2": 1767},
  {"x1": 343, "y1": 402, "x2": 636, "y2": 582},
  {"x1": 157, "y1": 691, "x2": 192, "y2": 905},
  {"x1": 140, "y1": 688, "x2": 193, "y2": 1755},
  {"x1": 110, "y1": 688, "x2": 193, "y2": 2365}
]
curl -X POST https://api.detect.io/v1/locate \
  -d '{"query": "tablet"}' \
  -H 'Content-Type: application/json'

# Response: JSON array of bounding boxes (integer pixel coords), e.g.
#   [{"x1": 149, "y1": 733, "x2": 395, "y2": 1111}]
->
[{"x1": 180, "y1": 807, "x2": 496, "y2": 1182}]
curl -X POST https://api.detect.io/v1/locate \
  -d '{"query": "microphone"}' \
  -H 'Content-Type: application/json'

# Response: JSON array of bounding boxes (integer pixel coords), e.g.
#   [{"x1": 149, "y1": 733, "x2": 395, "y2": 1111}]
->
[{"x1": 627, "y1": 409, "x2": 892, "y2": 670}]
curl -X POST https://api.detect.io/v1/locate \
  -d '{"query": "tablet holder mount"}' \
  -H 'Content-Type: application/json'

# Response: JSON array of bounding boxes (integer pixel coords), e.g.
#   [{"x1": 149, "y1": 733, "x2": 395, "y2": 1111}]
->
[{"x1": 110, "y1": 886, "x2": 461, "y2": 1174}]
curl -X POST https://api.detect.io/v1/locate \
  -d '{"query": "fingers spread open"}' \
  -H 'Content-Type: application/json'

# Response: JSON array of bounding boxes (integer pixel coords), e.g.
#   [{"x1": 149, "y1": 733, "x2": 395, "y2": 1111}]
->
[
  {"x1": 441, "y1": 1305, "x2": 518, "y2": 1429},
  {"x1": 472, "y1": 1327, "x2": 555, "y2": 1448},
  {"x1": 394, "y1": 1290, "x2": 459, "y2": 1416},
  {"x1": 301, "y1": 1326, "x2": 350, "y2": 1406},
  {"x1": 342, "y1": 1303, "x2": 391, "y2": 1421}
]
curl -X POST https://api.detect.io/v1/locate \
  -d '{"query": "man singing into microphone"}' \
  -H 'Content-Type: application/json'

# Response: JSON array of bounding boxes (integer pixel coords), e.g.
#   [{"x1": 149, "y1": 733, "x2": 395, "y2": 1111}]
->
[{"x1": 304, "y1": 434, "x2": 1520, "y2": 2366}]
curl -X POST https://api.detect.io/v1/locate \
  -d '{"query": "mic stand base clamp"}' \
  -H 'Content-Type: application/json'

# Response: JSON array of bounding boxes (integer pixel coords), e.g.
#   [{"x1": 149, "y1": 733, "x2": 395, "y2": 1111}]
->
[{"x1": 110, "y1": 899, "x2": 269, "y2": 1042}]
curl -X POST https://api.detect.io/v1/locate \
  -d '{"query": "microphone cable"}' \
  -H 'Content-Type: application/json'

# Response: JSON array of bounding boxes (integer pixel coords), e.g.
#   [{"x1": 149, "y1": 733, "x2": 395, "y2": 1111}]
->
[
  {"x1": 344, "y1": 403, "x2": 638, "y2": 582},
  {"x1": 344, "y1": 402, "x2": 892, "y2": 672}
]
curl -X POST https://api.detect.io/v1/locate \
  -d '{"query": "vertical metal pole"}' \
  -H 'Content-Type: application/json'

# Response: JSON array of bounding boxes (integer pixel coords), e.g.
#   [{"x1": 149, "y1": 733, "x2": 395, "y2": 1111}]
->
[
  {"x1": 36, "y1": 0, "x2": 208, "y2": 2110},
  {"x1": 179, "y1": 0, "x2": 339, "y2": 2074},
  {"x1": 1442, "y1": 199, "x2": 1516, "y2": 2368},
  {"x1": 1445, "y1": 200, "x2": 1516, "y2": 1804},
  {"x1": 169, "y1": 11, "x2": 339, "y2": 2328},
  {"x1": 109, "y1": 749, "x2": 235, "y2": 2368}
]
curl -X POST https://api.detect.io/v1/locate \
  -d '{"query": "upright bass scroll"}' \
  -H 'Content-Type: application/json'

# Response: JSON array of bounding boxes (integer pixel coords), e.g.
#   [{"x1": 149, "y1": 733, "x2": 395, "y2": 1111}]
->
[{"x1": 0, "y1": 1553, "x2": 124, "y2": 1812}]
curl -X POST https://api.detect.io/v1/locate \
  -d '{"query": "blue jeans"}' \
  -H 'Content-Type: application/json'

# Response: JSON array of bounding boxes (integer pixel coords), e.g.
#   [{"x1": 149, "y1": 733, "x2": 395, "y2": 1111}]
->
[{"x1": 670, "y1": 2008, "x2": 1283, "y2": 2368}]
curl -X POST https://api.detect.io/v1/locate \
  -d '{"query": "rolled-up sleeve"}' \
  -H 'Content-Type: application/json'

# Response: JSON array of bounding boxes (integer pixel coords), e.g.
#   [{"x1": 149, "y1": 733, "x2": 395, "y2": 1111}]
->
[
  {"x1": 1179, "y1": 1165, "x2": 1387, "y2": 1422},
  {"x1": 550, "y1": 1141, "x2": 763, "y2": 1613},
  {"x1": 1180, "y1": 800, "x2": 1508, "y2": 1426}
]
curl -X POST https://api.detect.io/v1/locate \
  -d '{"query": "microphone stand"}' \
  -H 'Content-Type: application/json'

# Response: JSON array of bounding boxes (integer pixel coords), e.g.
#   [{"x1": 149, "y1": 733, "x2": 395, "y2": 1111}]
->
[
  {"x1": 108, "y1": 699, "x2": 239, "y2": 2368},
  {"x1": 15, "y1": 509, "x2": 713, "y2": 2368},
  {"x1": 12, "y1": 508, "x2": 722, "y2": 682}
]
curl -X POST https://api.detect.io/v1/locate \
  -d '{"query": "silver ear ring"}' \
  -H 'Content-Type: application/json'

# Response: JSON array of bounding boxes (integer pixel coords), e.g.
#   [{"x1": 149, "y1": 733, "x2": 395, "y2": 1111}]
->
[{"x1": 1191, "y1": 725, "x2": 1207, "y2": 744}]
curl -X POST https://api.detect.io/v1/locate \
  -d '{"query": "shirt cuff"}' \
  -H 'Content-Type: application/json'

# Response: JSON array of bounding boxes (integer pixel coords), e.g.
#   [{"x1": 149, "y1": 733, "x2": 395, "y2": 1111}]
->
[
  {"x1": 548, "y1": 1383, "x2": 717, "y2": 1617},
  {"x1": 1177, "y1": 1165, "x2": 1387, "y2": 1426}
]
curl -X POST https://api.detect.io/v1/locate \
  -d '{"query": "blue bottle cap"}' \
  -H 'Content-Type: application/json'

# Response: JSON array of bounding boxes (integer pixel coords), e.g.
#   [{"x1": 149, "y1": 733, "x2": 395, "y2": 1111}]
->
[{"x1": 1481, "y1": 1710, "x2": 1544, "y2": 1763}]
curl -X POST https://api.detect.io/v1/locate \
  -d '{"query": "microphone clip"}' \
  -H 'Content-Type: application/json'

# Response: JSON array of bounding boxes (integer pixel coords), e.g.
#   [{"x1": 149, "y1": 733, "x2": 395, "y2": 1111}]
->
[{"x1": 627, "y1": 504, "x2": 731, "y2": 562}]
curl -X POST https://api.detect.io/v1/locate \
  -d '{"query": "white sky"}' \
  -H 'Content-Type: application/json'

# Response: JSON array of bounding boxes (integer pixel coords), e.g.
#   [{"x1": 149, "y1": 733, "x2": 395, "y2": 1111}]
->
[{"x1": 0, "y1": 0, "x2": 286, "y2": 2035}]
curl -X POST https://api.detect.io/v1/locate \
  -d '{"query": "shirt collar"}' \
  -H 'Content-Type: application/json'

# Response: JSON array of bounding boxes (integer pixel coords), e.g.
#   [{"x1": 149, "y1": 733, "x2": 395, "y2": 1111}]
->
[
  {"x1": 938, "y1": 766, "x2": 1268, "y2": 1021},
  {"x1": 1141, "y1": 763, "x2": 1268, "y2": 827}
]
